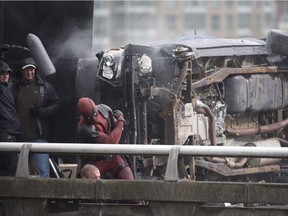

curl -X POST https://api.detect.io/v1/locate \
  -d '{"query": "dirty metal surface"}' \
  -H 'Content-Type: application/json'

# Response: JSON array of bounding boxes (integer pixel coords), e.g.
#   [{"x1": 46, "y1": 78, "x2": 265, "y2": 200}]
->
[
  {"x1": 195, "y1": 160, "x2": 280, "y2": 176},
  {"x1": 191, "y1": 66, "x2": 277, "y2": 89}
]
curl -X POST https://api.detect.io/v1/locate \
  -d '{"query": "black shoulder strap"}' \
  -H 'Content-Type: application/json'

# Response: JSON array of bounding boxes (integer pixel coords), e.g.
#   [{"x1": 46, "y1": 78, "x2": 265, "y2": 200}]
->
[
  {"x1": 97, "y1": 104, "x2": 114, "y2": 133},
  {"x1": 97, "y1": 104, "x2": 112, "y2": 119}
]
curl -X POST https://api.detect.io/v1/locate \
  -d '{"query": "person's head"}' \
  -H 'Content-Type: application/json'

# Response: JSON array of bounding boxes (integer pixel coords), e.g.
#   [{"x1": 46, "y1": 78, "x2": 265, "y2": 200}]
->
[
  {"x1": 20, "y1": 57, "x2": 37, "y2": 81},
  {"x1": 78, "y1": 97, "x2": 98, "y2": 124},
  {"x1": 80, "y1": 164, "x2": 101, "y2": 179},
  {"x1": 0, "y1": 62, "x2": 12, "y2": 84}
]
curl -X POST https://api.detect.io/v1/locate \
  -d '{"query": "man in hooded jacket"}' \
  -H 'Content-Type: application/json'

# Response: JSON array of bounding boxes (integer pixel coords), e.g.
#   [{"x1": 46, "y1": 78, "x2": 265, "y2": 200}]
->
[
  {"x1": 0, "y1": 61, "x2": 20, "y2": 176},
  {"x1": 14, "y1": 57, "x2": 60, "y2": 178}
]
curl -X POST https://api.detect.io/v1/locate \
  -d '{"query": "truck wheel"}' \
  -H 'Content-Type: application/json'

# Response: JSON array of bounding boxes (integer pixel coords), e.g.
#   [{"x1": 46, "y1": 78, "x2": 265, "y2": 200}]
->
[{"x1": 266, "y1": 29, "x2": 288, "y2": 56}]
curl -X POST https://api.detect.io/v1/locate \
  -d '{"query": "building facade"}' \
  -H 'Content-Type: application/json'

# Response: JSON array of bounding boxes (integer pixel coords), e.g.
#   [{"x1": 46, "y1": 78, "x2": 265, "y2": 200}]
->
[{"x1": 93, "y1": 0, "x2": 278, "y2": 53}]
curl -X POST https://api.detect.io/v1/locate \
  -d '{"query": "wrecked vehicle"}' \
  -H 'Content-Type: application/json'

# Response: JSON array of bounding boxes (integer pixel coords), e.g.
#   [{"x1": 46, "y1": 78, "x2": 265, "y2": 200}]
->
[
  {"x1": 2, "y1": 29, "x2": 288, "y2": 183},
  {"x1": 77, "y1": 29, "x2": 288, "y2": 182}
]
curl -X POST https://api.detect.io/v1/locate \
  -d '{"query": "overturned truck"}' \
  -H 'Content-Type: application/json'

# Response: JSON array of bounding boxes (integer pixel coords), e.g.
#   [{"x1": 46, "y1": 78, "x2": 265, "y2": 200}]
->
[
  {"x1": 76, "y1": 29, "x2": 288, "y2": 182},
  {"x1": 3, "y1": 29, "x2": 288, "y2": 183}
]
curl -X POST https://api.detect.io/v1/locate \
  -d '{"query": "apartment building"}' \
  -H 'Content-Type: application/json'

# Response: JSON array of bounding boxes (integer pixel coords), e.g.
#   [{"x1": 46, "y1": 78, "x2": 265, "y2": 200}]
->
[{"x1": 92, "y1": 0, "x2": 277, "y2": 53}]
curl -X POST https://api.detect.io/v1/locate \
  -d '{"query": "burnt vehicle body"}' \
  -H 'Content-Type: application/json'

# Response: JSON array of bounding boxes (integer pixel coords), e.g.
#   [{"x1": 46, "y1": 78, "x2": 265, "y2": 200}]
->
[{"x1": 87, "y1": 29, "x2": 288, "y2": 182}]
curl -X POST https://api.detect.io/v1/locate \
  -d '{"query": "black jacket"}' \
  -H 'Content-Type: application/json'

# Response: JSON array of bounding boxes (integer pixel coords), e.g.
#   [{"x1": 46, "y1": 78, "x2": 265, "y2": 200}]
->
[
  {"x1": 0, "y1": 83, "x2": 20, "y2": 135},
  {"x1": 14, "y1": 74, "x2": 60, "y2": 141}
]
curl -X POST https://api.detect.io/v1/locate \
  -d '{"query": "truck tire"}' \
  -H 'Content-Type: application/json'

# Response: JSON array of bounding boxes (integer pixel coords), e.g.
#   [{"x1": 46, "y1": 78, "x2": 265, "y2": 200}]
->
[{"x1": 266, "y1": 29, "x2": 288, "y2": 56}]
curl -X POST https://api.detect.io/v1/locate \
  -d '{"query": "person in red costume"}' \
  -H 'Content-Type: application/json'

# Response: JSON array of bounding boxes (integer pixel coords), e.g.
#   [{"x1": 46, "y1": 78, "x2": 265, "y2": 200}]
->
[{"x1": 77, "y1": 97, "x2": 134, "y2": 180}]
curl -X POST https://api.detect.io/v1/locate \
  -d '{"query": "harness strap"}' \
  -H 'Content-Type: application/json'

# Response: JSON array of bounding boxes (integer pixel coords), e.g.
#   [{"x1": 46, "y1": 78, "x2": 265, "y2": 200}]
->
[{"x1": 115, "y1": 162, "x2": 129, "y2": 178}]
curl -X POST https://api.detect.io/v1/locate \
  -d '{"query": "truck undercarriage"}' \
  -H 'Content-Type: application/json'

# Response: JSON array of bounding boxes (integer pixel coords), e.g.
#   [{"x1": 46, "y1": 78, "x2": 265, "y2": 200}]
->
[{"x1": 91, "y1": 29, "x2": 288, "y2": 183}]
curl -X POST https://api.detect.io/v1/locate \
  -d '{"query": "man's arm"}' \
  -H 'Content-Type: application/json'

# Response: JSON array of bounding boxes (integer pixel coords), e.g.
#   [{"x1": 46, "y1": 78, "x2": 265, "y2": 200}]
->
[
  {"x1": 78, "y1": 120, "x2": 124, "y2": 144},
  {"x1": 36, "y1": 82, "x2": 60, "y2": 118}
]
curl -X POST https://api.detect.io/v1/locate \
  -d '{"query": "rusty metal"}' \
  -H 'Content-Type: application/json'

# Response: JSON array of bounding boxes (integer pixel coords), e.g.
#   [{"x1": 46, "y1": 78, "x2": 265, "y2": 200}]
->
[
  {"x1": 195, "y1": 160, "x2": 280, "y2": 177},
  {"x1": 226, "y1": 117, "x2": 288, "y2": 136},
  {"x1": 141, "y1": 99, "x2": 148, "y2": 144},
  {"x1": 192, "y1": 66, "x2": 277, "y2": 89},
  {"x1": 150, "y1": 87, "x2": 179, "y2": 145},
  {"x1": 196, "y1": 100, "x2": 216, "y2": 145},
  {"x1": 172, "y1": 48, "x2": 194, "y2": 96}
]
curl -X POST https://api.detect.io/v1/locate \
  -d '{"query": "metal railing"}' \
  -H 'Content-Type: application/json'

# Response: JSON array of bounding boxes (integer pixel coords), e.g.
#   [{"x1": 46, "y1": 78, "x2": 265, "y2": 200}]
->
[
  {"x1": 0, "y1": 141, "x2": 288, "y2": 157},
  {"x1": 0, "y1": 140, "x2": 287, "y2": 179}
]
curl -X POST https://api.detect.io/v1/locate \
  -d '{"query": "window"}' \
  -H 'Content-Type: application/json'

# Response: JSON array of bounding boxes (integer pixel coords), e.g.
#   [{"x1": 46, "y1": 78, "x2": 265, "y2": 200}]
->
[
  {"x1": 255, "y1": 15, "x2": 261, "y2": 31},
  {"x1": 165, "y1": 15, "x2": 177, "y2": 30},
  {"x1": 114, "y1": 13, "x2": 125, "y2": 29},
  {"x1": 226, "y1": 15, "x2": 233, "y2": 30},
  {"x1": 130, "y1": 1, "x2": 155, "y2": 7},
  {"x1": 185, "y1": 0, "x2": 205, "y2": 7},
  {"x1": 94, "y1": 1, "x2": 108, "y2": 9},
  {"x1": 238, "y1": 1, "x2": 251, "y2": 6},
  {"x1": 163, "y1": 0, "x2": 176, "y2": 8},
  {"x1": 238, "y1": 14, "x2": 250, "y2": 28},
  {"x1": 113, "y1": 1, "x2": 124, "y2": 7},
  {"x1": 94, "y1": 17, "x2": 108, "y2": 37},
  {"x1": 129, "y1": 14, "x2": 155, "y2": 30},
  {"x1": 210, "y1": 0, "x2": 220, "y2": 8},
  {"x1": 226, "y1": 1, "x2": 234, "y2": 8},
  {"x1": 265, "y1": 14, "x2": 274, "y2": 28},
  {"x1": 185, "y1": 14, "x2": 206, "y2": 30},
  {"x1": 211, "y1": 15, "x2": 220, "y2": 31}
]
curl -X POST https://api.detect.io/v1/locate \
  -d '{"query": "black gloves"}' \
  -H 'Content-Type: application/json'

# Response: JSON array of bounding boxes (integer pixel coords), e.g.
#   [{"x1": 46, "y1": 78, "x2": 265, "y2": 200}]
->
[
  {"x1": 113, "y1": 110, "x2": 125, "y2": 123},
  {"x1": 29, "y1": 105, "x2": 43, "y2": 117}
]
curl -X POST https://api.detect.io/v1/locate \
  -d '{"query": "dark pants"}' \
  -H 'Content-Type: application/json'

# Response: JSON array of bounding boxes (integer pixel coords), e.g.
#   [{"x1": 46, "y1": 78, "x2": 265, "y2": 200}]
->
[{"x1": 0, "y1": 133, "x2": 18, "y2": 176}]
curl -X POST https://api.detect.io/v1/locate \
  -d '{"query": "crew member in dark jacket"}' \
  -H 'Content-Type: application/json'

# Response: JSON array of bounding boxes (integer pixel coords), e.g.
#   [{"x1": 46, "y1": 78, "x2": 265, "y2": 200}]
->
[
  {"x1": 14, "y1": 57, "x2": 60, "y2": 178},
  {"x1": 0, "y1": 62, "x2": 20, "y2": 176}
]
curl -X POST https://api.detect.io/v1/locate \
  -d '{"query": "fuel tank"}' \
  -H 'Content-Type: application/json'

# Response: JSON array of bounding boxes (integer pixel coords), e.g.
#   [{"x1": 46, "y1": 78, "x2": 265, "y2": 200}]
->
[{"x1": 223, "y1": 74, "x2": 287, "y2": 114}]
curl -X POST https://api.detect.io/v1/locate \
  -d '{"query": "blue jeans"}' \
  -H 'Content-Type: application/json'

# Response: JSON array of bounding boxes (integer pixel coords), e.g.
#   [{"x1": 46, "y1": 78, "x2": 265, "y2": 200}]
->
[{"x1": 29, "y1": 139, "x2": 50, "y2": 178}]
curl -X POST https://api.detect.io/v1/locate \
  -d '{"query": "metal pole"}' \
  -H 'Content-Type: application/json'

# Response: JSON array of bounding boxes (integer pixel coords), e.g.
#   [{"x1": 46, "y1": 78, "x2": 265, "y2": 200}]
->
[{"x1": 0, "y1": 142, "x2": 288, "y2": 158}]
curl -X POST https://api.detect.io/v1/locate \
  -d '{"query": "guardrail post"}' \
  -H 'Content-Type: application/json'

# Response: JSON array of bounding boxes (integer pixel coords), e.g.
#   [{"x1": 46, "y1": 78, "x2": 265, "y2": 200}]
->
[
  {"x1": 164, "y1": 146, "x2": 180, "y2": 181},
  {"x1": 15, "y1": 144, "x2": 32, "y2": 177}
]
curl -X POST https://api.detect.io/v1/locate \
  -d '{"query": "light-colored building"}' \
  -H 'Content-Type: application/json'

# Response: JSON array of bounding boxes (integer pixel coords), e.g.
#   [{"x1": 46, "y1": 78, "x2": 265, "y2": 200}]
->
[
  {"x1": 93, "y1": 0, "x2": 278, "y2": 53},
  {"x1": 276, "y1": 1, "x2": 288, "y2": 30}
]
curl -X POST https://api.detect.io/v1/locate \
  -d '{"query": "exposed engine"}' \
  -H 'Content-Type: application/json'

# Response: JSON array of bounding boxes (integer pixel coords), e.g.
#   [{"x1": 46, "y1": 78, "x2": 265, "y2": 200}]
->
[{"x1": 93, "y1": 29, "x2": 288, "y2": 182}]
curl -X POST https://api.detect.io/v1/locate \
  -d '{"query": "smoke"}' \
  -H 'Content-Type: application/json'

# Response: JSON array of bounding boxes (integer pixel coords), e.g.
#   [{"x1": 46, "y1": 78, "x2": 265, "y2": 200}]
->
[{"x1": 49, "y1": 21, "x2": 93, "y2": 63}]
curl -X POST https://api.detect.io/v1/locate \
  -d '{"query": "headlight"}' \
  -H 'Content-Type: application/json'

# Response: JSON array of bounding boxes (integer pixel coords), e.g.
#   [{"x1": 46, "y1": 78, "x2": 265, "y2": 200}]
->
[
  {"x1": 103, "y1": 55, "x2": 114, "y2": 67},
  {"x1": 138, "y1": 54, "x2": 152, "y2": 74},
  {"x1": 97, "y1": 48, "x2": 125, "y2": 87},
  {"x1": 102, "y1": 66, "x2": 114, "y2": 79}
]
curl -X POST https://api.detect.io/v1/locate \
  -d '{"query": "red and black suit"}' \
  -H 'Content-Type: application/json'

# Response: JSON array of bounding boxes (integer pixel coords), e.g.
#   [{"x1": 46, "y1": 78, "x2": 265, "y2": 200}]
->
[{"x1": 77, "y1": 97, "x2": 134, "y2": 180}]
